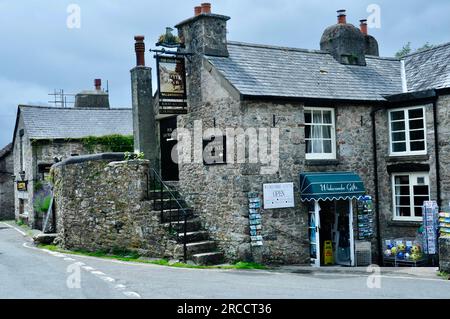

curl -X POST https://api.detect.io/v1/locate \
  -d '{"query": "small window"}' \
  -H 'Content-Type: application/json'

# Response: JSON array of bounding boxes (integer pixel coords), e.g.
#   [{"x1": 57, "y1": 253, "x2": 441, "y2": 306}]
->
[
  {"x1": 392, "y1": 172, "x2": 429, "y2": 221},
  {"x1": 389, "y1": 107, "x2": 426, "y2": 156},
  {"x1": 304, "y1": 107, "x2": 336, "y2": 160}
]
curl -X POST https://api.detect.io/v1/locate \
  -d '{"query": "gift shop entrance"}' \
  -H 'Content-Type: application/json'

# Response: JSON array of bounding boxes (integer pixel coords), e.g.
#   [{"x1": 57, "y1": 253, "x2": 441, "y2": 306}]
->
[{"x1": 300, "y1": 172, "x2": 367, "y2": 267}]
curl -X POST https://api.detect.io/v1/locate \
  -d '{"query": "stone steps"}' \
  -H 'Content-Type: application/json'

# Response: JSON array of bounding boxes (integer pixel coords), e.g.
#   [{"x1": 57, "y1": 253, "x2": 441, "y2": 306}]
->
[
  {"x1": 153, "y1": 198, "x2": 187, "y2": 211},
  {"x1": 178, "y1": 231, "x2": 209, "y2": 243},
  {"x1": 160, "y1": 208, "x2": 194, "y2": 223},
  {"x1": 192, "y1": 252, "x2": 224, "y2": 266},
  {"x1": 184, "y1": 240, "x2": 217, "y2": 258},
  {"x1": 162, "y1": 218, "x2": 202, "y2": 233}
]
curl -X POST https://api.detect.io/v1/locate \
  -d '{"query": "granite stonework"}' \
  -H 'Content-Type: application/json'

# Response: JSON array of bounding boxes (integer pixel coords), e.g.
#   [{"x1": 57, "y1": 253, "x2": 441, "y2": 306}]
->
[
  {"x1": 52, "y1": 157, "x2": 177, "y2": 257},
  {"x1": 439, "y1": 237, "x2": 450, "y2": 272},
  {"x1": 0, "y1": 144, "x2": 14, "y2": 220}
]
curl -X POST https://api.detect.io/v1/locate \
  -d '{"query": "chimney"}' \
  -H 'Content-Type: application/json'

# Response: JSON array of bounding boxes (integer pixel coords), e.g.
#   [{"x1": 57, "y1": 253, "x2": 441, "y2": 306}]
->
[
  {"x1": 74, "y1": 79, "x2": 110, "y2": 109},
  {"x1": 175, "y1": 3, "x2": 230, "y2": 57},
  {"x1": 337, "y1": 9, "x2": 347, "y2": 24},
  {"x1": 360, "y1": 19, "x2": 368, "y2": 35},
  {"x1": 194, "y1": 6, "x2": 202, "y2": 16},
  {"x1": 130, "y1": 36, "x2": 158, "y2": 167},
  {"x1": 95, "y1": 79, "x2": 102, "y2": 91},
  {"x1": 201, "y1": 3, "x2": 211, "y2": 14},
  {"x1": 134, "y1": 35, "x2": 145, "y2": 67}
]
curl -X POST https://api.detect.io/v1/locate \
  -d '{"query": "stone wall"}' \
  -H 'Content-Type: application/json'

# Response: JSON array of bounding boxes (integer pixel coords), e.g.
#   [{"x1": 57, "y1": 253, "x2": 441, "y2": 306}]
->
[
  {"x1": 375, "y1": 103, "x2": 436, "y2": 242},
  {"x1": 52, "y1": 155, "x2": 177, "y2": 257},
  {"x1": 0, "y1": 146, "x2": 14, "y2": 220},
  {"x1": 439, "y1": 237, "x2": 450, "y2": 272},
  {"x1": 437, "y1": 93, "x2": 450, "y2": 208}
]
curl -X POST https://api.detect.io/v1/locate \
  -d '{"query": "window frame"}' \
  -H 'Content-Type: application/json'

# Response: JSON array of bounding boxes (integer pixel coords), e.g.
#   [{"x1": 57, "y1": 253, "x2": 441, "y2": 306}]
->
[
  {"x1": 391, "y1": 172, "x2": 430, "y2": 222},
  {"x1": 304, "y1": 107, "x2": 336, "y2": 160},
  {"x1": 388, "y1": 106, "x2": 427, "y2": 156}
]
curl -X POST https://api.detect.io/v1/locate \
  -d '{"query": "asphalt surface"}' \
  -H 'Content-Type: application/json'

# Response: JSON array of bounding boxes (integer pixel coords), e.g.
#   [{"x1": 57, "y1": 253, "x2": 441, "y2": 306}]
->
[{"x1": 1, "y1": 222, "x2": 449, "y2": 299}]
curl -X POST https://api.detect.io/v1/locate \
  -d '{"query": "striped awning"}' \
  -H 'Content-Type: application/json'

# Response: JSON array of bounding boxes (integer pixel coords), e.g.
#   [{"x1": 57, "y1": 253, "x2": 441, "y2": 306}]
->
[{"x1": 300, "y1": 172, "x2": 366, "y2": 202}]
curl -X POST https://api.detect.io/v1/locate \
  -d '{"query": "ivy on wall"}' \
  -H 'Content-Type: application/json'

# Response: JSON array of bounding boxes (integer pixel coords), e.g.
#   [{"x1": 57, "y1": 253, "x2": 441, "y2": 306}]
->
[{"x1": 80, "y1": 135, "x2": 134, "y2": 153}]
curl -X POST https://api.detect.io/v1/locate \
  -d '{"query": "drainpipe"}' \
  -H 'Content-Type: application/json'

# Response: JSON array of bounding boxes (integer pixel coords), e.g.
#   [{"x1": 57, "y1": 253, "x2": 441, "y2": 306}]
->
[
  {"x1": 432, "y1": 92, "x2": 442, "y2": 207},
  {"x1": 370, "y1": 106, "x2": 384, "y2": 265}
]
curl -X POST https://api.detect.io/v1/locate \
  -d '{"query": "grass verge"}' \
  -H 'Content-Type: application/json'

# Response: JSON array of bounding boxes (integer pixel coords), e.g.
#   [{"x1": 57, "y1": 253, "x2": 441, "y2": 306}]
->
[
  {"x1": 37, "y1": 244, "x2": 268, "y2": 270},
  {"x1": 438, "y1": 271, "x2": 449, "y2": 280}
]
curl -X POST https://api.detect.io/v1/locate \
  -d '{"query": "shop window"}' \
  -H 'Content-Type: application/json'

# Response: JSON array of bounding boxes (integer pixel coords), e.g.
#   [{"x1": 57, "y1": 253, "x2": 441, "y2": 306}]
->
[
  {"x1": 389, "y1": 107, "x2": 426, "y2": 156},
  {"x1": 392, "y1": 172, "x2": 429, "y2": 221},
  {"x1": 304, "y1": 107, "x2": 336, "y2": 160}
]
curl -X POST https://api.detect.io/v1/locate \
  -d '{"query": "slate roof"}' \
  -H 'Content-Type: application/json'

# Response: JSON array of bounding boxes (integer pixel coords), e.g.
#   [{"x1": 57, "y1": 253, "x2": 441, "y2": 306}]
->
[
  {"x1": 404, "y1": 42, "x2": 450, "y2": 92},
  {"x1": 207, "y1": 41, "x2": 404, "y2": 101},
  {"x1": 19, "y1": 105, "x2": 133, "y2": 140},
  {"x1": 0, "y1": 143, "x2": 12, "y2": 160}
]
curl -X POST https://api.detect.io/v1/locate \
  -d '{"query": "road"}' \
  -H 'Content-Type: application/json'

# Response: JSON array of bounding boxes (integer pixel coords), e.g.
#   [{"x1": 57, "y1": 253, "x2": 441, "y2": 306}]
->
[{"x1": 1, "y1": 222, "x2": 449, "y2": 299}]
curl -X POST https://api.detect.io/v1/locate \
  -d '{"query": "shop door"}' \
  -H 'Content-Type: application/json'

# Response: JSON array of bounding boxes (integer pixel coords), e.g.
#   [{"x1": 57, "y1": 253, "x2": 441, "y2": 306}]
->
[
  {"x1": 333, "y1": 200, "x2": 355, "y2": 266},
  {"x1": 160, "y1": 117, "x2": 179, "y2": 181}
]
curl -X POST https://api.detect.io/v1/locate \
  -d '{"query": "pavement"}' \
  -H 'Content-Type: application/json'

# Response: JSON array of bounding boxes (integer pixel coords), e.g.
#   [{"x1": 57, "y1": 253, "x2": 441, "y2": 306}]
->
[{"x1": 1, "y1": 221, "x2": 450, "y2": 299}]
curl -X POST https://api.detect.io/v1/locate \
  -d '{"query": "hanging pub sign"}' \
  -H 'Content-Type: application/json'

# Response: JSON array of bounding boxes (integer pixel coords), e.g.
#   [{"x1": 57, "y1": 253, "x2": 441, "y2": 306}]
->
[
  {"x1": 17, "y1": 181, "x2": 28, "y2": 192},
  {"x1": 156, "y1": 55, "x2": 188, "y2": 114},
  {"x1": 203, "y1": 135, "x2": 227, "y2": 166}
]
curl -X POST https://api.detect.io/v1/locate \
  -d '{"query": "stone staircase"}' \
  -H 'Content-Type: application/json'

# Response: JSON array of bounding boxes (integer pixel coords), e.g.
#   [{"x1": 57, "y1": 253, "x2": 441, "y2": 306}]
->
[{"x1": 148, "y1": 188, "x2": 224, "y2": 265}]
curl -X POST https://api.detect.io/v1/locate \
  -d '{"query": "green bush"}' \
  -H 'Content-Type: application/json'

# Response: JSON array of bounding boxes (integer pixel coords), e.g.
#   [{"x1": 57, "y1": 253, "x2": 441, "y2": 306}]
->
[
  {"x1": 80, "y1": 134, "x2": 134, "y2": 153},
  {"x1": 34, "y1": 195, "x2": 52, "y2": 215}
]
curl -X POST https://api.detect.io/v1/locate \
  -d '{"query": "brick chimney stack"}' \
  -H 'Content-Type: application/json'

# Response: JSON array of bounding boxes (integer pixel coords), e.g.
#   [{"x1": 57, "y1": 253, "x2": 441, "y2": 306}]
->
[
  {"x1": 130, "y1": 36, "x2": 157, "y2": 167},
  {"x1": 201, "y1": 3, "x2": 211, "y2": 14},
  {"x1": 95, "y1": 79, "x2": 102, "y2": 91},
  {"x1": 134, "y1": 35, "x2": 146, "y2": 67},
  {"x1": 337, "y1": 9, "x2": 347, "y2": 24},
  {"x1": 194, "y1": 6, "x2": 202, "y2": 16},
  {"x1": 360, "y1": 19, "x2": 368, "y2": 35}
]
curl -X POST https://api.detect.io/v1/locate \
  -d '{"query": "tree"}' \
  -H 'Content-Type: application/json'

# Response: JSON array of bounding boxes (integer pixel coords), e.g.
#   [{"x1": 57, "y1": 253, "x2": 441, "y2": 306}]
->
[{"x1": 395, "y1": 42, "x2": 435, "y2": 58}]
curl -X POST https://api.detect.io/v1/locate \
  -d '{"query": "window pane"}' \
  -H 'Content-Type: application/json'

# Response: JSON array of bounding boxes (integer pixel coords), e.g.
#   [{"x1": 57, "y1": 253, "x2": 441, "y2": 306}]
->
[
  {"x1": 409, "y1": 119, "x2": 424, "y2": 130},
  {"x1": 323, "y1": 111, "x2": 332, "y2": 124},
  {"x1": 410, "y1": 141, "x2": 425, "y2": 151},
  {"x1": 391, "y1": 111, "x2": 405, "y2": 121},
  {"x1": 410, "y1": 130, "x2": 425, "y2": 141},
  {"x1": 392, "y1": 121, "x2": 405, "y2": 131},
  {"x1": 395, "y1": 196, "x2": 410, "y2": 206},
  {"x1": 305, "y1": 125, "x2": 311, "y2": 139},
  {"x1": 395, "y1": 175, "x2": 410, "y2": 185},
  {"x1": 392, "y1": 132, "x2": 406, "y2": 142},
  {"x1": 414, "y1": 185, "x2": 429, "y2": 196},
  {"x1": 313, "y1": 140, "x2": 323, "y2": 153},
  {"x1": 396, "y1": 206, "x2": 411, "y2": 217},
  {"x1": 305, "y1": 111, "x2": 312, "y2": 124},
  {"x1": 414, "y1": 196, "x2": 429, "y2": 207},
  {"x1": 306, "y1": 140, "x2": 312, "y2": 154},
  {"x1": 409, "y1": 108, "x2": 423, "y2": 119},
  {"x1": 414, "y1": 207, "x2": 423, "y2": 217},
  {"x1": 323, "y1": 140, "x2": 332, "y2": 153},
  {"x1": 313, "y1": 111, "x2": 322, "y2": 123},
  {"x1": 395, "y1": 185, "x2": 410, "y2": 195},
  {"x1": 393, "y1": 142, "x2": 407, "y2": 152},
  {"x1": 322, "y1": 126, "x2": 331, "y2": 138}
]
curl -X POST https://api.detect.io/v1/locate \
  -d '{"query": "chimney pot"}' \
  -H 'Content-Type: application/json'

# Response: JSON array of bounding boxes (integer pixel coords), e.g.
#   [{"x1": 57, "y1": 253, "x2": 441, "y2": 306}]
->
[
  {"x1": 337, "y1": 9, "x2": 347, "y2": 24},
  {"x1": 360, "y1": 19, "x2": 368, "y2": 35},
  {"x1": 201, "y1": 3, "x2": 211, "y2": 14},
  {"x1": 134, "y1": 35, "x2": 146, "y2": 67},
  {"x1": 95, "y1": 79, "x2": 101, "y2": 90},
  {"x1": 194, "y1": 6, "x2": 202, "y2": 16}
]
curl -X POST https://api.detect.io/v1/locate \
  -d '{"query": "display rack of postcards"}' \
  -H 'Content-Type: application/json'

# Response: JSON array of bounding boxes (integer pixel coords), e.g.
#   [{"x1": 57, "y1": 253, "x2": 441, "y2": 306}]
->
[
  {"x1": 422, "y1": 201, "x2": 439, "y2": 255},
  {"x1": 248, "y1": 192, "x2": 263, "y2": 247},
  {"x1": 356, "y1": 195, "x2": 374, "y2": 240}
]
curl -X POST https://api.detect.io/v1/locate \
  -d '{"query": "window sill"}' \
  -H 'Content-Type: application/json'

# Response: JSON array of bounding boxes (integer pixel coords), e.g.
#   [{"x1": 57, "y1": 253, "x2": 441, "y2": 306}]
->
[
  {"x1": 388, "y1": 219, "x2": 422, "y2": 227},
  {"x1": 305, "y1": 159, "x2": 339, "y2": 166},
  {"x1": 386, "y1": 154, "x2": 429, "y2": 163}
]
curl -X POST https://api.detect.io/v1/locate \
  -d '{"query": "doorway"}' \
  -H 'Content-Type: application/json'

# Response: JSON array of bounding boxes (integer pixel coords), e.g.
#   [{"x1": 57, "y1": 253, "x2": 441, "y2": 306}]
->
[
  {"x1": 309, "y1": 199, "x2": 355, "y2": 267},
  {"x1": 159, "y1": 117, "x2": 179, "y2": 181}
]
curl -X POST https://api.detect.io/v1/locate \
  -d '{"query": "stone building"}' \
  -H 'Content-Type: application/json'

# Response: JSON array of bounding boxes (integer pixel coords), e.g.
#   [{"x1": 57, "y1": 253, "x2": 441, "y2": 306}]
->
[
  {"x1": 12, "y1": 80, "x2": 133, "y2": 229},
  {"x1": 0, "y1": 143, "x2": 14, "y2": 220}
]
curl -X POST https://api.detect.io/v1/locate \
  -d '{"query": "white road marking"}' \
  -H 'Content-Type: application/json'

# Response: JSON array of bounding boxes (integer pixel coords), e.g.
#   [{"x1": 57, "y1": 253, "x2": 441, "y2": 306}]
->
[
  {"x1": 123, "y1": 291, "x2": 141, "y2": 298},
  {"x1": 64, "y1": 257, "x2": 76, "y2": 261},
  {"x1": 115, "y1": 284, "x2": 126, "y2": 290},
  {"x1": 82, "y1": 266, "x2": 95, "y2": 271},
  {"x1": 0, "y1": 222, "x2": 27, "y2": 236},
  {"x1": 100, "y1": 277, "x2": 116, "y2": 283},
  {"x1": 91, "y1": 271, "x2": 106, "y2": 276}
]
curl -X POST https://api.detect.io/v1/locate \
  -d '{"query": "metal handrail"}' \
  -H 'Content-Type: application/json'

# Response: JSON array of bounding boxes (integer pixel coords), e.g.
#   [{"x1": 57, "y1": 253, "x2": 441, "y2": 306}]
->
[{"x1": 148, "y1": 168, "x2": 188, "y2": 262}]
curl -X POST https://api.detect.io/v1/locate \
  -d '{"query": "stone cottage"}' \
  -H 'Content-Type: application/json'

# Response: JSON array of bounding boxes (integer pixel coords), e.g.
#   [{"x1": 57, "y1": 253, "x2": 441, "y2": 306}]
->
[
  {"x1": 0, "y1": 143, "x2": 14, "y2": 220},
  {"x1": 130, "y1": 5, "x2": 450, "y2": 266},
  {"x1": 12, "y1": 80, "x2": 133, "y2": 229}
]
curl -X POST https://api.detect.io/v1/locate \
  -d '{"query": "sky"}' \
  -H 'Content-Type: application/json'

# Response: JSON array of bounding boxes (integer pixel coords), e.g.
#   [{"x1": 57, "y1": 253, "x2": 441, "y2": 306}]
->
[{"x1": 0, "y1": 0, "x2": 449, "y2": 148}]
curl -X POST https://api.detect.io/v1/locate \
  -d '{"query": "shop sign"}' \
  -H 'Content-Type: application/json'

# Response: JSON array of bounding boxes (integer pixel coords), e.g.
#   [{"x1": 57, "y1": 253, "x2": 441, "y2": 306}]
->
[
  {"x1": 17, "y1": 181, "x2": 28, "y2": 192},
  {"x1": 263, "y1": 183, "x2": 295, "y2": 209},
  {"x1": 156, "y1": 56, "x2": 187, "y2": 114}
]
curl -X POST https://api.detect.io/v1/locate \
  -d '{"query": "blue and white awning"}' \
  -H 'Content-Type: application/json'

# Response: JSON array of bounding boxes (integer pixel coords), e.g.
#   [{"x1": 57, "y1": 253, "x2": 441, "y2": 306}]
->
[{"x1": 300, "y1": 172, "x2": 366, "y2": 202}]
